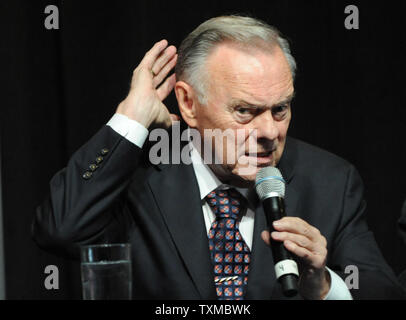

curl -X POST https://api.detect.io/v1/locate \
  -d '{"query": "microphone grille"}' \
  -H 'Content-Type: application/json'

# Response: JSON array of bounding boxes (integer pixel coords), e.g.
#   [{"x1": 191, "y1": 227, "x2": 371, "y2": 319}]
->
[{"x1": 255, "y1": 167, "x2": 286, "y2": 200}]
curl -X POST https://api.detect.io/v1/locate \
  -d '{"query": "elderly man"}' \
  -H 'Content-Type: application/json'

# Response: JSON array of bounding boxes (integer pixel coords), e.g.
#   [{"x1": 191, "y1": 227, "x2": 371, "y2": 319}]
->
[{"x1": 33, "y1": 15, "x2": 405, "y2": 299}]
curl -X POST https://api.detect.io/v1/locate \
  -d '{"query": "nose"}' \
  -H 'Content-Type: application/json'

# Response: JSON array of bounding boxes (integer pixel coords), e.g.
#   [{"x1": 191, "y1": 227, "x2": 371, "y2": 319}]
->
[{"x1": 254, "y1": 109, "x2": 279, "y2": 141}]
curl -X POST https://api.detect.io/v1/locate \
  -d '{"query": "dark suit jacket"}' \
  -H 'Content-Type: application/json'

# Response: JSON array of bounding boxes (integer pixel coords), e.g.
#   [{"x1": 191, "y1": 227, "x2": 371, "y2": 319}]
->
[{"x1": 32, "y1": 125, "x2": 406, "y2": 299}]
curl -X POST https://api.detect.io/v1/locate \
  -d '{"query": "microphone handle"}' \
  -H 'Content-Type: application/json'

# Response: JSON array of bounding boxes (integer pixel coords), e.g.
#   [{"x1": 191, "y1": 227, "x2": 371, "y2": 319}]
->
[{"x1": 263, "y1": 196, "x2": 299, "y2": 297}]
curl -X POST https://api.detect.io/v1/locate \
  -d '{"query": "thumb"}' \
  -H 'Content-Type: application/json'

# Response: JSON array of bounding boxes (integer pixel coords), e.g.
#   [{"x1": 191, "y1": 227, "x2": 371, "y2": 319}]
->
[{"x1": 261, "y1": 230, "x2": 271, "y2": 246}]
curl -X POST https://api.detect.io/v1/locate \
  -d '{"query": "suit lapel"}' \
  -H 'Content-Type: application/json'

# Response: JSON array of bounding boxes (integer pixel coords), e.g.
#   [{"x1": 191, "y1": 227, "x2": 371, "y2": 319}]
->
[{"x1": 147, "y1": 161, "x2": 217, "y2": 299}]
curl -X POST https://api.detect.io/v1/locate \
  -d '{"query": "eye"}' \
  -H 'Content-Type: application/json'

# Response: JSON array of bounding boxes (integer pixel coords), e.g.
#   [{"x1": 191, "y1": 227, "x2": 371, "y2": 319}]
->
[
  {"x1": 272, "y1": 104, "x2": 288, "y2": 115},
  {"x1": 272, "y1": 104, "x2": 288, "y2": 113},
  {"x1": 233, "y1": 106, "x2": 256, "y2": 123},
  {"x1": 236, "y1": 107, "x2": 251, "y2": 115}
]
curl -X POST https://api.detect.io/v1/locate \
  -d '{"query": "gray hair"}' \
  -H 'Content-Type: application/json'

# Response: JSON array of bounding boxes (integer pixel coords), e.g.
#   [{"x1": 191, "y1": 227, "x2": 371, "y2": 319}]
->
[{"x1": 175, "y1": 15, "x2": 297, "y2": 105}]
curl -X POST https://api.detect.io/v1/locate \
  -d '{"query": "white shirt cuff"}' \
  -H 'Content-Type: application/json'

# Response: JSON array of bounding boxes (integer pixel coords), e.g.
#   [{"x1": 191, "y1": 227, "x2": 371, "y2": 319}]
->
[
  {"x1": 107, "y1": 113, "x2": 149, "y2": 148},
  {"x1": 323, "y1": 266, "x2": 353, "y2": 300}
]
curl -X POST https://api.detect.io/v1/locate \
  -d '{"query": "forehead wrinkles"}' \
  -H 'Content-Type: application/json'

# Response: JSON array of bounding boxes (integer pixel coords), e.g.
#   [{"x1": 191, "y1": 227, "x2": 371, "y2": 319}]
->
[
  {"x1": 206, "y1": 43, "x2": 292, "y2": 103},
  {"x1": 233, "y1": 72, "x2": 292, "y2": 101}
]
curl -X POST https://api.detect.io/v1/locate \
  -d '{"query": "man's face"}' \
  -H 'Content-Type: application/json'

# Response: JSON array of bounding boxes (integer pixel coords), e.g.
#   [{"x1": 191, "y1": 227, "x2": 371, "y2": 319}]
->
[{"x1": 193, "y1": 42, "x2": 294, "y2": 186}]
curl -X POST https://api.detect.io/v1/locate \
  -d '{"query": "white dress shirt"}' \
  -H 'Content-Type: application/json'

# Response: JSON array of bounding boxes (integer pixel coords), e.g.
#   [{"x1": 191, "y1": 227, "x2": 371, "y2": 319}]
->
[{"x1": 107, "y1": 113, "x2": 353, "y2": 300}]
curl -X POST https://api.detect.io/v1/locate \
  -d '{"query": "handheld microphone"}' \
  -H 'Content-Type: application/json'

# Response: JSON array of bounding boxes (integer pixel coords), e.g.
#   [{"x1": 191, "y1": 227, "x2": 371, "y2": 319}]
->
[{"x1": 255, "y1": 166, "x2": 299, "y2": 297}]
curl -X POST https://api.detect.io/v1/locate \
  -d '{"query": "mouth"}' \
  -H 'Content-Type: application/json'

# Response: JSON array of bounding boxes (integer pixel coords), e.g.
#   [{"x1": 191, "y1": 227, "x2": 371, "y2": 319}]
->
[
  {"x1": 245, "y1": 150, "x2": 273, "y2": 157},
  {"x1": 243, "y1": 149, "x2": 276, "y2": 165}
]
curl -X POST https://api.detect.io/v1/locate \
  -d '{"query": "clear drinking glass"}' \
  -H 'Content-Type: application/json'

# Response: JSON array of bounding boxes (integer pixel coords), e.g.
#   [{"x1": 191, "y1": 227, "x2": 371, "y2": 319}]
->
[{"x1": 80, "y1": 243, "x2": 132, "y2": 300}]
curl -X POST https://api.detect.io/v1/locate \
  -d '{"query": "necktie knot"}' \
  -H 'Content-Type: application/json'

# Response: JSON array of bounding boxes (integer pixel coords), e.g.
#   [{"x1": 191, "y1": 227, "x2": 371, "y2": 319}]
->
[{"x1": 206, "y1": 189, "x2": 242, "y2": 220}]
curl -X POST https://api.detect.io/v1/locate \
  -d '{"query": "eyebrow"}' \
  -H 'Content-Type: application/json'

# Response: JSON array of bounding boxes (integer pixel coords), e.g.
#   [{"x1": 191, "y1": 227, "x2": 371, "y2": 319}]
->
[{"x1": 230, "y1": 92, "x2": 295, "y2": 110}]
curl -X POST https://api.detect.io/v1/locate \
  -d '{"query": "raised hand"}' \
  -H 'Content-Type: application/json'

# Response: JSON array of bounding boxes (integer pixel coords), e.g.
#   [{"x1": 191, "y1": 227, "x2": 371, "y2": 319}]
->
[{"x1": 116, "y1": 39, "x2": 180, "y2": 129}]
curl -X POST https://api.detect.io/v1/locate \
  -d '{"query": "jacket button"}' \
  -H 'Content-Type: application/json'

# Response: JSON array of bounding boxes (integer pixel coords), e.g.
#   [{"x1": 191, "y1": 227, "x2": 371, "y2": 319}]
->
[
  {"x1": 101, "y1": 148, "x2": 109, "y2": 155},
  {"x1": 89, "y1": 164, "x2": 98, "y2": 171},
  {"x1": 95, "y1": 156, "x2": 103, "y2": 164},
  {"x1": 83, "y1": 171, "x2": 92, "y2": 180}
]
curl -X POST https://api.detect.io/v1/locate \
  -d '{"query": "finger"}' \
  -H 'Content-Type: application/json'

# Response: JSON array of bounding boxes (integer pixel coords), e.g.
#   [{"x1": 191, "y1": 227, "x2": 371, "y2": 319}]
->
[
  {"x1": 261, "y1": 230, "x2": 271, "y2": 246},
  {"x1": 273, "y1": 217, "x2": 320, "y2": 241},
  {"x1": 284, "y1": 240, "x2": 326, "y2": 269},
  {"x1": 271, "y1": 231, "x2": 316, "y2": 252},
  {"x1": 283, "y1": 239, "x2": 313, "y2": 262},
  {"x1": 151, "y1": 46, "x2": 177, "y2": 79},
  {"x1": 153, "y1": 54, "x2": 178, "y2": 89},
  {"x1": 156, "y1": 73, "x2": 176, "y2": 101},
  {"x1": 141, "y1": 39, "x2": 168, "y2": 70}
]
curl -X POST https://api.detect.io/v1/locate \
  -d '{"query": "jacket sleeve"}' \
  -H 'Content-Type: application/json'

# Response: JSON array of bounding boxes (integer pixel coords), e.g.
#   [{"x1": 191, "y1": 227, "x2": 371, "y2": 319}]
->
[
  {"x1": 31, "y1": 125, "x2": 144, "y2": 258},
  {"x1": 329, "y1": 164, "x2": 406, "y2": 299}
]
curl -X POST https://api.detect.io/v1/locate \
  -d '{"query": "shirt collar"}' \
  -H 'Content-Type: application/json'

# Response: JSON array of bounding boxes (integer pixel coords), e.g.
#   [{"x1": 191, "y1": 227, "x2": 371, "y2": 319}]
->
[{"x1": 189, "y1": 142, "x2": 223, "y2": 200}]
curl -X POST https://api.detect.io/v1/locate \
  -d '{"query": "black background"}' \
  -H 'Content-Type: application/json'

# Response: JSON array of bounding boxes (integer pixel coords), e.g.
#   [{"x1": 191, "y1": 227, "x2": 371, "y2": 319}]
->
[{"x1": 0, "y1": 0, "x2": 405, "y2": 299}]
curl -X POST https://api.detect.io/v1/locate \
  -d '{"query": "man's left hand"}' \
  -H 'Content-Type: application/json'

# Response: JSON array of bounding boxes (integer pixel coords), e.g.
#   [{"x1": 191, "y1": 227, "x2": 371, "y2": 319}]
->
[{"x1": 261, "y1": 217, "x2": 330, "y2": 299}]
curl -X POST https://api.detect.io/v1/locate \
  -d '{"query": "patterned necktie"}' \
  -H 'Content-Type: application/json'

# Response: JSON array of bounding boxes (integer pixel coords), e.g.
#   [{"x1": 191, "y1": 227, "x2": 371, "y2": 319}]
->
[{"x1": 206, "y1": 188, "x2": 251, "y2": 300}]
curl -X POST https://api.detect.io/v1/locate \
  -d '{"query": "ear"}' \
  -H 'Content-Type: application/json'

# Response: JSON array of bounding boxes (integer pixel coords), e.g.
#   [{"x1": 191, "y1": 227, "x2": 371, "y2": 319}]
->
[{"x1": 174, "y1": 81, "x2": 199, "y2": 128}]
